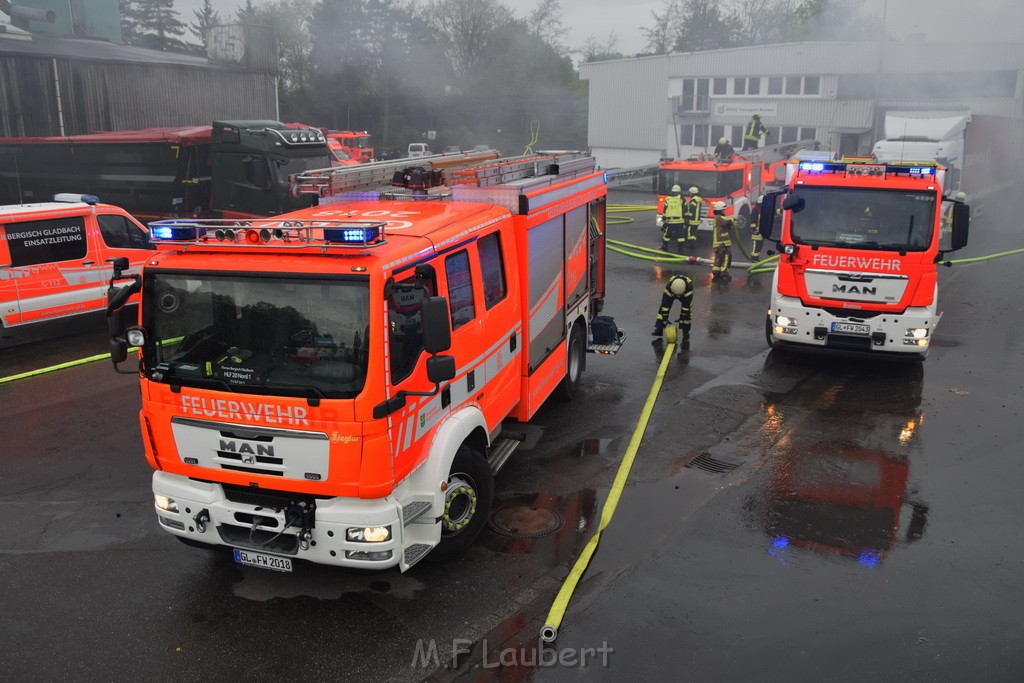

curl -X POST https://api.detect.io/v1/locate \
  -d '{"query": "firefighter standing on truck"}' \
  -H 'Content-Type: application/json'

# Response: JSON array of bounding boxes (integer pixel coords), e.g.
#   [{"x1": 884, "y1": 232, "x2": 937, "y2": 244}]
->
[
  {"x1": 660, "y1": 184, "x2": 687, "y2": 253},
  {"x1": 683, "y1": 186, "x2": 702, "y2": 244},
  {"x1": 712, "y1": 201, "x2": 734, "y2": 281},
  {"x1": 652, "y1": 274, "x2": 693, "y2": 341},
  {"x1": 743, "y1": 114, "x2": 771, "y2": 151},
  {"x1": 750, "y1": 195, "x2": 763, "y2": 259}
]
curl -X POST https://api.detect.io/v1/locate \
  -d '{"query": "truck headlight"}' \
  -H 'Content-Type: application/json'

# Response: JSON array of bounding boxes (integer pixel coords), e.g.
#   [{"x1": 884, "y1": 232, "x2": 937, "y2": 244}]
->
[
  {"x1": 346, "y1": 526, "x2": 391, "y2": 543},
  {"x1": 126, "y1": 327, "x2": 147, "y2": 347},
  {"x1": 776, "y1": 315, "x2": 793, "y2": 327},
  {"x1": 154, "y1": 494, "x2": 178, "y2": 513},
  {"x1": 906, "y1": 328, "x2": 929, "y2": 339}
]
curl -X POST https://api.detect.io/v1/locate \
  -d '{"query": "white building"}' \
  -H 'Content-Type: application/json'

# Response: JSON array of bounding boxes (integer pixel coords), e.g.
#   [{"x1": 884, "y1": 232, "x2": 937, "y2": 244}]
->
[{"x1": 580, "y1": 41, "x2": 1024, "y2": 168}]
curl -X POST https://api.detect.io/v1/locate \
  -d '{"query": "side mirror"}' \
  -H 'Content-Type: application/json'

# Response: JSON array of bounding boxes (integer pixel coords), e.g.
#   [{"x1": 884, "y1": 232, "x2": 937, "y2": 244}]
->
[
  {"x1": 244, "y1": 157, "x2": 273, "y2": 190},
  {"x1": 782, "y1": 194, "x2": 804, "y2": 212},
  {"x1": 426, "y1": 355, "x2": 456, "y2": 384},
  {"x1": 110, "y1": 338, "x2": 129, "y2": 364},
  {"x1": 950, "y1": 202, "x2": 970, "y2": 251},
  {"x1": 106, "y1": 282, "x2": 137, "y2": 315},
  {"x1": 421, "y1": 296, "x2": 452, "y2": 354},
  {"x1": 758, "y1": 191, "x2": 785, "y2": 239}
]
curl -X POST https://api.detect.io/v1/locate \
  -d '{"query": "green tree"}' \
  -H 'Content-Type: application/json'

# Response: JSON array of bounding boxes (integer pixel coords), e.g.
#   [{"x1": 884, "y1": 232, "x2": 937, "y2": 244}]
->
[
  {"x1": 243, "y1": 0, "x2": 318, "y2": 121},
  {"x1": 189, "y1": 0, "x2": 221, "y2": 49},
  {"x1": 118, "y1": 0, "x2": 143, "y2": 44},
  {"x1": 672, "y1": 0, "x2": 737, "y2": 52},
  {"x1": 134, "y1": 0, "x2": 189, "y2": 52}
]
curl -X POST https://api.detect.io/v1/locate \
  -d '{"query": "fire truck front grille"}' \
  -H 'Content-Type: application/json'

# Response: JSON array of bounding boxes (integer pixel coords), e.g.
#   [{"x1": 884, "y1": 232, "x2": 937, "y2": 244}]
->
[
  {"x1": 822, "y1": 308, "x2": 883, "y2": 320},
  {"x1": 217, "y1": 523, "x2": 299, "y2": 555},
  {"x1": 222, "y1": 483, "x2": 320, "y2": 509}
]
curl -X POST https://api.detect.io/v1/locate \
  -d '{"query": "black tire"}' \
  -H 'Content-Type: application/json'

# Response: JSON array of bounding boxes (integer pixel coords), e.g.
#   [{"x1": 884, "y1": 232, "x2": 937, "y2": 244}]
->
[
  {"x1": 428, "y1": 444, "x2": 493, "y2": 561},
  {"x1": 736, "y1": 206, "x2": 751, "y2": 233},
  {"x1": 765, "y1": 314, "x2": 779, "y2": 350},
  {"x1": 555, "y1": 322, "x2": 586, "y2": 400}
]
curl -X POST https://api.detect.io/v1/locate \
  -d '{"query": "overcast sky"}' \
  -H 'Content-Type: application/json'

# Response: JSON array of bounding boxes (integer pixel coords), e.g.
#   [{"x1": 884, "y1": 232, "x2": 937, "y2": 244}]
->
[{"x1": 174, "y1": 0, "x2": 1022, "y2": 57}]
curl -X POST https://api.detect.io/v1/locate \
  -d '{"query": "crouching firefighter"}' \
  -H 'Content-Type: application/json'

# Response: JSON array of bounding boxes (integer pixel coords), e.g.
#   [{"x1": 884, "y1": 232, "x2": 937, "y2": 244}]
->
[{"x1": 652, "y1": 274, "x2": 693, "y2": 341}]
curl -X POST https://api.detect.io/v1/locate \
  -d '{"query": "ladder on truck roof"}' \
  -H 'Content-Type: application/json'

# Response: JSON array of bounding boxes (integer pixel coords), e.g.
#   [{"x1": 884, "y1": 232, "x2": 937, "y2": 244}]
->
[{"x1": 290, "y1": 150, "x2": 603, "y2": 215}]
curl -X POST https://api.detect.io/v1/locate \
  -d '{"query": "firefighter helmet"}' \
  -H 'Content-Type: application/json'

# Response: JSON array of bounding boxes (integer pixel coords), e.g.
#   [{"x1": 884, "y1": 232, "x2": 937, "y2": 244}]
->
[
  {"x1": 955, "y1": 191, "x2": 966, "y2": 201},
  {"x1": 669, "y1": 277, "x2": 689, "y2": 296},
  {"x1": 688, "y1": 186, "x2": 699, "y2": 195},
  {"x1": 757, "y1": 195, "x2": 764, "y2": 203},
  {"x1": 713, "y1": 201, "x2": 727, "y2": 214},
  {"x1": 671, "y1": 184, "x2": 682, "y2": 194},
  {"x1": 719, "y1": 137, "x2": 729, "y2": 144}
]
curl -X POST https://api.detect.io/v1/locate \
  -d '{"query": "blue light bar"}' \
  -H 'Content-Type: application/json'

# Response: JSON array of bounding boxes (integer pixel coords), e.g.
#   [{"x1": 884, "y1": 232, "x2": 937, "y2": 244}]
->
[
  {"x1": 150, "y1": 221, "x2": 202, "y2": 241},
  {"x1": 799, "y1": 162, "x2": 825, "y2": 172},
  {"x1": 908, "y1": 167, "x2": 934, "y2": 176},
  {"x1": 323, "y1": 226, "x2": 382, "y2": 244}
]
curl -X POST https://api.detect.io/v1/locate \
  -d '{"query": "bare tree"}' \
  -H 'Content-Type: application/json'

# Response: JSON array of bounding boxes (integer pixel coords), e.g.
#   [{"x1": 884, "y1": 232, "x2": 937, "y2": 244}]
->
[
  {"x1": 642, "y1": 0, "x2": 683, "y2": 55},
  {"x1": 579, "y1": 31, "x2": 623, "y2": 63},
  {"x1": 528, "y1": 0, "x2": 568, "y2": 56},
  {"x1": 423, "y1": 0, "x2": 515, "y2": 80},
  {"x1": 189, "y1": 0, "x2": 220, "y2": 49}
]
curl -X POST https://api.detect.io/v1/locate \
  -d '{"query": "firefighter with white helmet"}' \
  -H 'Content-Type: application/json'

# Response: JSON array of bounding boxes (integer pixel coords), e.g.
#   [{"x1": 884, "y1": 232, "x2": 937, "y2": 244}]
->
[
  {"x1": 660, "y1": 184, "x2": 687, "y2": 253},
  {"x1": 652, "y1": 274, "x2": 693, "y2": 340},
  {"x1": 712, "y1": 200, "x2": 734, "y2": 281},
  {"x1": 713, "y1": 136, "x2": 735, "y2": 162},
  {"x1": 683, "y1": 186, "x2": 702, "y2": 243}
]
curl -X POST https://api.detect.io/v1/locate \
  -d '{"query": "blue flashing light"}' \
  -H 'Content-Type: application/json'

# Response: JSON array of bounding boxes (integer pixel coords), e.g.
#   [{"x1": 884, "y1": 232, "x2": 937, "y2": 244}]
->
[
  {"x1": 324, "y1": 226, "x2": 382, "y2": 244},
  {"x1": 799, "y1": 162, "x2": 825, "y2": 172},
  {"x1": 909, "y1": 167, "x2": 934, "y2": 176},
  {"x1": 150, "y1": 223, "x2": 200, "y2": 241},
  {"x1": 857, "y1": 550, "x2": 880, "y2": 567},
  {"x1": 772, "y1": 537, "x2": 790, "y2": 549}
]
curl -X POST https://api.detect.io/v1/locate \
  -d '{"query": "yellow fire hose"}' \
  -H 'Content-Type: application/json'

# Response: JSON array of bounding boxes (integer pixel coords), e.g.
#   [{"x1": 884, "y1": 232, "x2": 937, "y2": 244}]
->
[{"x1": 540, "y1": 326, "x2": 678, "y2": 643}]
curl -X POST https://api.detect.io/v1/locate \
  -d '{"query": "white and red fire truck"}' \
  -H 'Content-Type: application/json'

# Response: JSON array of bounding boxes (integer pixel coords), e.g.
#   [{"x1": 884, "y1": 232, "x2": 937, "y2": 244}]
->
[
  {"x1": 105, "y1": 152, "x2": 621, "y2": 572},
  {"x1": 759, "y1": 152, "x2": 970, "y2": 359}
]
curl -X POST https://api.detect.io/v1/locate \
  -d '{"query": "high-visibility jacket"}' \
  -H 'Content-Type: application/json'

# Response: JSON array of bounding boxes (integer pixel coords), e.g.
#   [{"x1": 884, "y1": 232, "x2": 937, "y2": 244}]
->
[
  {"x1": 744, "y1": 118, "x2": 765, "y2": 142},
  {"x1": 683, "y1": 196, "x2": 703, "y2": 224},
  {"x1": 663, "y1": 194, "x2": 684, "y2": 222}
]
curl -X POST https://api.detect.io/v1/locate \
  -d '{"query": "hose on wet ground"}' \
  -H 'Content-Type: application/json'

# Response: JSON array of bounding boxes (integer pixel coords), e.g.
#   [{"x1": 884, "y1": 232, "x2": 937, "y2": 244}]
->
[{"x1": 540, "y1": 325, "x2": 678, "y2": 644}]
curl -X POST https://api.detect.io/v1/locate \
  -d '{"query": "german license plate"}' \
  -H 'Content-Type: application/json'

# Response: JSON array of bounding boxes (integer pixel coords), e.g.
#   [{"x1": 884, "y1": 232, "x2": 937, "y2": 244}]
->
[
  {"x1": 234, "y1": 548, "x2": 293, "y2": 572},
  {"x1": 831, "y1": 322, "x2": 870, "y2": 335}
]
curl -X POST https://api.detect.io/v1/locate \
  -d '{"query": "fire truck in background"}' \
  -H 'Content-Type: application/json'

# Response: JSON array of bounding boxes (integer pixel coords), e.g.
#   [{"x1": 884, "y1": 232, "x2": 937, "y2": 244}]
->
[
  {"x1": 326, "y1": 130, "x2": 374, "y2": 163},
  {"x1": 655, "y1": 139, "x2": 812, "y2": 232},
  {"x1": 105, "y1": 151, "x2": 621, "y2": 573},
  {"x1": 0, "y1": 121, "x2": 334, "y2": 222},
  {"x1": 759, "y1": 151, "x2": 970, "y2": 359}
]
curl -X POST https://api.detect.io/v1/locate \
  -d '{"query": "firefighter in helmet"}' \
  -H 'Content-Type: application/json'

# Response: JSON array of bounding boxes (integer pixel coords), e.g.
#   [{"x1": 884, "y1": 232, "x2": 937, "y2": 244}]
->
[
  {"x1": 660, "y1": 184, "x2": 687, "y2": 253},
  {"x1": 652, "y1": 274, "x2": 693, "y2": 341},
  {"x1": 713, "y1": 136, "x2": 735, "y2": 162},
  {"x1": 742, "y1": 114, "x2": 772, "y2": 151},
  {"x1": 683, "y1": 186, "x2": 702, "y2": 243},
  {"x1": 712, "y1": 200, "x2": 734, "y2": 281},
  {"x1": 750, "y1": 195, "x2": 764, "y2": 259}
]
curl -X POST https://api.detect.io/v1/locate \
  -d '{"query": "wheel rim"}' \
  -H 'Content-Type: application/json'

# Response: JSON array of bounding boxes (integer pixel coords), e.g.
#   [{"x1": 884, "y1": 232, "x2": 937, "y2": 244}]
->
[
  {"x1": 567, "y1": 332, "x2": 581, "y2": 382},
  {"x1": 441, "y1": 473, "x2": 478, "y2": 535}
]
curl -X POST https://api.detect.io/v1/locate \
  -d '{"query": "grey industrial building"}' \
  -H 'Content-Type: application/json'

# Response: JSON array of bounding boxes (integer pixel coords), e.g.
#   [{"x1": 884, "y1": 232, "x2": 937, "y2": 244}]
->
[{"x1": 580, "y1": 41, "x2": 1024, "y2": 168}]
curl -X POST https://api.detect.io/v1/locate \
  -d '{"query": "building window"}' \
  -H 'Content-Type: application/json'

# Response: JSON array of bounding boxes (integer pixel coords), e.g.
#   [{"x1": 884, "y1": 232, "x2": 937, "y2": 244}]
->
[
  {"x1": 696, "y1": 79, "x2": 709, "y2": 111},
  {"x1": 768, "y1": 77, "x2": 783, "y2": 95},
  {"x1": 800, "y1": 127, "x2": 817, "y2": 142},
  {"x1": 680, "y1": 124, "x2": 694, "y2": 146},
  {"x1": 781, "y1": 126, "x2": 799, "y2": 143},
  {"x1": 713, "y1": 78, "x2": 727, "y2": 95},
  {"x1": 710, "y1": 125, "x2": 725, "y2": 144},
  {"x1": 785, "y1": 77, "x2": 801, "y2": 95},
  {"x1": 694, "y1": 124, "x2": 709, "y2": 147},
  {"x1": 803, "y1": 76, "x2": 820, "y2": 95},
  {"x1": 734, "y1": 78, "x2": 746, "y2": 95},
  {"x1": 767, "y1": 127, "x2": 782, "y2": 141},
  {"x1": 748, "y1": 77, "x2": 761, "y2": 95},
  {"x1": 730, "y1": 127, "x2": 743, "y2": 148},
  {"x1": 682, "y1": 79, "x2": 695, "y2": 111}
]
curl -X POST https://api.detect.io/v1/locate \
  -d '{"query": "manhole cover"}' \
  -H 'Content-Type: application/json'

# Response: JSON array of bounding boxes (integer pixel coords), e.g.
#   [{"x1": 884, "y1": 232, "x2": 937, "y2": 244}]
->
[
  {"x1": 487, "y1": 500, "x2": 564, "y2": 539},
  {"x1": 686, "y1": 451, "x2": 741, "y2": 474}
]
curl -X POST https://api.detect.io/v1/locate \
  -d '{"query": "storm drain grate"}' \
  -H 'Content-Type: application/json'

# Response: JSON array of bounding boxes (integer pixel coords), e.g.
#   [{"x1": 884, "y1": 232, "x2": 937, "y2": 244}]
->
[{"x1": 686, "y1": 452, "x2": 741, "y2": 474}]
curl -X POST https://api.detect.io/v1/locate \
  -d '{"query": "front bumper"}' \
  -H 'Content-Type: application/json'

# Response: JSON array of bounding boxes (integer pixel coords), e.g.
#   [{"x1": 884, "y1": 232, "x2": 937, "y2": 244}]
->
[
  {"x1": 768, "y1": 295, "x2": 937, "y2": 358},
  {"x1": 152, "y1": 471, "x2": 435, "y2": 571}
]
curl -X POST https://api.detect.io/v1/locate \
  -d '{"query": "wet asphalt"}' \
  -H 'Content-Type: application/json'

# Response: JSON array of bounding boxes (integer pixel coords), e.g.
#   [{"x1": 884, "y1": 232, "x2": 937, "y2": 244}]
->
[{"x1": 1, "y1": 189, "x2": 1022, "y2": 680}]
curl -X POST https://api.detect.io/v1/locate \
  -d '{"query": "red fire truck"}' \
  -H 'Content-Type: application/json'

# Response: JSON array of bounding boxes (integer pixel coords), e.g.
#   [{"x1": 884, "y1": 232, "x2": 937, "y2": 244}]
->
[
  {"x1": 655, "y1": 140, "x2": 810, "y2": 232},
  {"x1": 105, "y1": 152, "x2": 621, "y2": 572},
  {"x1": 759, "y1": 152, "x2": 970, "y2": 359},
  {"x1": 326, "y1": 130, "x2": 374, "y2": 163}
]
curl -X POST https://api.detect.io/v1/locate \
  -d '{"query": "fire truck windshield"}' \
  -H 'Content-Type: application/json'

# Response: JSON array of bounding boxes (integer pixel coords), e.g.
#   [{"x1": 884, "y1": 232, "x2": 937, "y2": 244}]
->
[
  {"x1": 790, "y1": 187, "x2": 936, "y2": 252},
  {"x1": 143, "y1": 272, "x2": 370, "y2": 399},
  {"x1": 657, "y1": 169, "x2": 743, "y2": 197}
]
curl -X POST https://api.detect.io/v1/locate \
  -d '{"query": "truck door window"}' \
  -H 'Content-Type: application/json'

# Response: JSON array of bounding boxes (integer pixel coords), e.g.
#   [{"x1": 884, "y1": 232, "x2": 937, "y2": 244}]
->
[
  {"x1": 445, "y1": 249, "x2": 476, "y2": 329},
  {"x1": 388, "y1": 272, "x2": 437, "y2": 384},
  {"x1": 718, "y1": 170, "x2": 744, "y2": 196},
  {"x1": 98, "y1": 214, "x2": 153, "y2": 250},
  {"x1": 3, "y1": 216, "x2": 87, "y2": 267},
  {"x1": 477, "y1": 233, "x2": 507, "y2": 309}
]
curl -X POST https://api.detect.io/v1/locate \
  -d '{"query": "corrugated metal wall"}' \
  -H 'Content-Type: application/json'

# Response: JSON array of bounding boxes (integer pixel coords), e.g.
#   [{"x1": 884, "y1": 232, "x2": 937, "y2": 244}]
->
[
  {"x1": 580, "y1": 57, "x2": 670, "y2": 152},
  {"x1": 0, "y1": 55, "x2": 277, "y2": 137}
]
